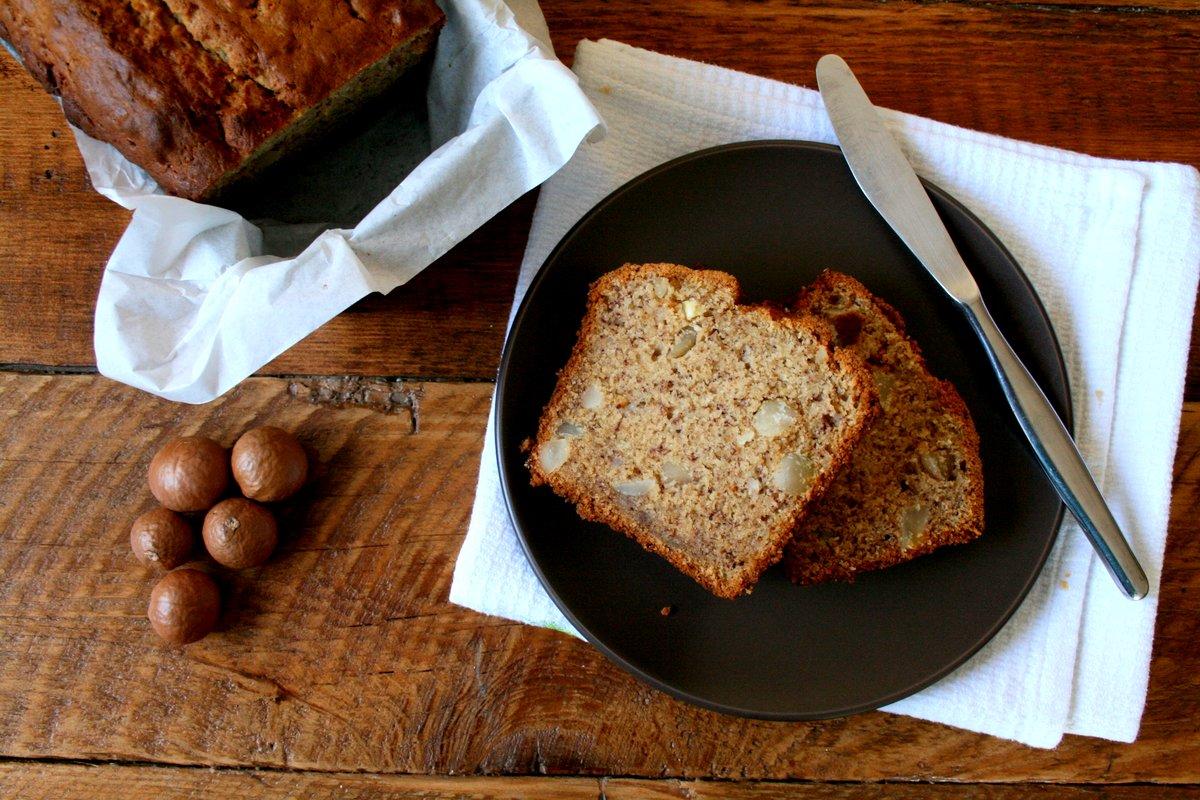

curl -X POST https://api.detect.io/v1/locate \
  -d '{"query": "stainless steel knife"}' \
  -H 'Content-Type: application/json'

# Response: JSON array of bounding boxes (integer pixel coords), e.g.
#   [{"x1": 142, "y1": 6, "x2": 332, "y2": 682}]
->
[{"x1": 816, "y1": 54, "x2": 1150, "y2": 600}]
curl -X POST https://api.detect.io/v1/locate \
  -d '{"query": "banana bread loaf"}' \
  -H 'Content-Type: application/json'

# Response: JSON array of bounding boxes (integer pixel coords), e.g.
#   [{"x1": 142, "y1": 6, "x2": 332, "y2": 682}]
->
[
  {"x1": 528, "y1": 263, "x2": 878, "y2": 598},
  {"x1": 784, "y1": 271, "x2": 985, "y2": 585},
  {"x1": 0, "y1": 0, "x2": 443, "y2": 200}
]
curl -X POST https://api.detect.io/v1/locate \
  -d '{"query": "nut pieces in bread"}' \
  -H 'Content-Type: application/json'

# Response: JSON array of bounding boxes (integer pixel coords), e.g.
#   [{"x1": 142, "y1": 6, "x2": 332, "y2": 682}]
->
[
  {"x1": 529, "y1": 263, "x2": 985, "y2": 598},
  {"x1": 528, "y1": 263, "x2": 878, "y2": 598},
  {"x1": 784, "y1": 271, "x2": 985, "y2": 584}
]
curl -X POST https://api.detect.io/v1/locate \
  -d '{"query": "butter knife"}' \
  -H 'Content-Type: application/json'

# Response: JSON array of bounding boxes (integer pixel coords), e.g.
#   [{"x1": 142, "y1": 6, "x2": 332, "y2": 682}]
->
[{"x1": 816, "y1": 54, "x2": 1149, "y2": 600}]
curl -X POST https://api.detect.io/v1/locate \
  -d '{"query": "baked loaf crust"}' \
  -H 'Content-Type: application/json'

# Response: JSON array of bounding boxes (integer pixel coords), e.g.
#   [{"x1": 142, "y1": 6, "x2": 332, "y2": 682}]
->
[
  {"x1": 528, "y1": 263, "x2": 878, "y2": 599},
  {"x1": 0, "y1": 0, "x2": 443, "y2": 200},
  {"x1": 784, "y1": 271, "x2": 985, "y2": 585}
]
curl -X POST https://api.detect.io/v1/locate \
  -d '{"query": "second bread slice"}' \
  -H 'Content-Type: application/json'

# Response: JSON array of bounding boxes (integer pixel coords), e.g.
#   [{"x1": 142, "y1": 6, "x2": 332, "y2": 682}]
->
[
  {"x1": 528, "y1": 263, "x2": 877, "y2": 598},
  {"x1": 784, "y1": 271, "x2": 985, "y2": 584}
]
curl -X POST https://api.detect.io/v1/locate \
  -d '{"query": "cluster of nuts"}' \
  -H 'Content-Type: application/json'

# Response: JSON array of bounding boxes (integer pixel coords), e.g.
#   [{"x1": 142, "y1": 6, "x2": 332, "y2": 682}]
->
[{"x1": 130, "y1": 427, "x2": 309, "y2": 645}]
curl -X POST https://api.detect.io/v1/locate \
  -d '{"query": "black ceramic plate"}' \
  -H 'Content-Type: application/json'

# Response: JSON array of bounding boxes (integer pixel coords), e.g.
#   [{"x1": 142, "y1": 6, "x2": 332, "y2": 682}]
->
[{"x1": 496, "y1": 141, "x2": 1070, "y2": 719}]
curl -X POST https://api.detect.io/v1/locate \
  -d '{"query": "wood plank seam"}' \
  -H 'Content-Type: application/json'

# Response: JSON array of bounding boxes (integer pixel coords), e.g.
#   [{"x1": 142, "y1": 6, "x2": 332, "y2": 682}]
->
[
  {"x1": 0, "y1": 366, "x2": 503, "y2": 383},
  {"x1": 937, "y1": 1, "x2": 1200, "y2": 17},
  {"x1": 0, "y1": 364, "x2": 96, "y2": 375},
  {"x1": 5, "y1": 756, "x2": 1200, "y2": 786}
]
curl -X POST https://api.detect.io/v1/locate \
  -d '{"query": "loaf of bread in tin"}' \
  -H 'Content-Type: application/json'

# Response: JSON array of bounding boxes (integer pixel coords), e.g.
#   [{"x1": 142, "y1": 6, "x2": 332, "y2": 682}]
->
[{"x1": 0, "y1": 0, "x2": 443, "y2": 200}]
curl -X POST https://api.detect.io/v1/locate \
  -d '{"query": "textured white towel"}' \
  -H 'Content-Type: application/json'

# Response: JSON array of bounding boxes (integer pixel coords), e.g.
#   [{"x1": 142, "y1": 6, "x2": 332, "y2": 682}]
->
[{"x1": 450, "y1": 39, "x2": 1200, "y2": 747}]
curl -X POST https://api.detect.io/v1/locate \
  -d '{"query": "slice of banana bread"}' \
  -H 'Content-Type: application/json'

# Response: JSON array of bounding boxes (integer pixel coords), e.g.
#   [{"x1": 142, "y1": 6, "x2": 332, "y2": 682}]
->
[
  {"x1": 528, "y1": 263, "x2": 878, "y2": 598},
  {"x1": 784, "y1": 271, "x2": 985, "y2": 585}
]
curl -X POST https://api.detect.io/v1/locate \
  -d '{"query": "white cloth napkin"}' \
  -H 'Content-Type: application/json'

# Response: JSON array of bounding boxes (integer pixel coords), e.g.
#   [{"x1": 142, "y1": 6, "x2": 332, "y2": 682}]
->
[
  {"x1": 74, "y1": 0, "x2": 602, "y2": 403},
  {"x1": 450, "y1": 39, "x2": 1200, "y2": 748}
]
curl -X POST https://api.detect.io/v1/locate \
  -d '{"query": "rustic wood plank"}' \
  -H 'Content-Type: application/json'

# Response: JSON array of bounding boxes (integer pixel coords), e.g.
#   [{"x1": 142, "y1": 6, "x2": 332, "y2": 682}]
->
[
  {"x1": 1191, "y1": 301, "x2": 1200, "y2": 403},
  {"x1": 3, "y1": 764, "x2": 1200, "y2": 800},
  {"x1": 951, "y1": 0, "x2": 1198, "y2": 8},
  {"x1": 0, "y1": 375, "x2": 1195, "y2": 780},
  {"x1": 256, "y1": 193, "x2": 527, "y2": 380},
  {"x1": 0, "y1": 4, "x2": 1197, "y2": 397},
  {"x1": 0, "y1": 54, "x2": 527, "y2": 380},
  {"x1": 0, "y1": 58, "x2": 126, "y2": 369},
  {"x1": 543, "y1": 0, "x2": 1200, "y2": 168}
]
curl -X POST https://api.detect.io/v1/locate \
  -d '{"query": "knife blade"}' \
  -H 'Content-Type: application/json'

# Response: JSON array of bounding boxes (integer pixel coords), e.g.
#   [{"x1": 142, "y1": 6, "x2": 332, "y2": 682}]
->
[{"x1": 816, "y1": 54, "x2": 1150, "y2": 600}]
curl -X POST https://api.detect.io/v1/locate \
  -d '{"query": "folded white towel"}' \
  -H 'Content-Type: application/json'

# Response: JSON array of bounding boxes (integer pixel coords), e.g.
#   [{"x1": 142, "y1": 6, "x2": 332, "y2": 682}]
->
[{"x1": 451, "y1": 39, "x2": 1200, "y2": 748}]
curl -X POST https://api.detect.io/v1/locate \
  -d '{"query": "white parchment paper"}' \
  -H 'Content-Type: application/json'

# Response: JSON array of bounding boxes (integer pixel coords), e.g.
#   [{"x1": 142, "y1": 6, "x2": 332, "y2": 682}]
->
[{"x1": 77, "y1": 0, "x2": 603, "y2": 403}]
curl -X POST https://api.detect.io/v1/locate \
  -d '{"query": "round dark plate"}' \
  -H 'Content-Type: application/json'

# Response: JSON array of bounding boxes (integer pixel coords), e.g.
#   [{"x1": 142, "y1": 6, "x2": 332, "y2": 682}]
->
[{"x1": 496, "y1": 141, "x2": 1070, "y2": 719}]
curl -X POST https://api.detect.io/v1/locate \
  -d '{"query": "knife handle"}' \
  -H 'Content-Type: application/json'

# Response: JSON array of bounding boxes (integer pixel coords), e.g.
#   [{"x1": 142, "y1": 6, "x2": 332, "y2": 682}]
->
[{"x1": 962, "y1": 297, "x2": 1150, "y2": 600}]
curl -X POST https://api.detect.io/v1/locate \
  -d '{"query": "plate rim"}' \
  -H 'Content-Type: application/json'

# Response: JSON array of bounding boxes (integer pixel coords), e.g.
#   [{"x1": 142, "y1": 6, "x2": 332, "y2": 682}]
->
[{"x1": 495, "y1": 139, "x2": 1072, "y2": 720}]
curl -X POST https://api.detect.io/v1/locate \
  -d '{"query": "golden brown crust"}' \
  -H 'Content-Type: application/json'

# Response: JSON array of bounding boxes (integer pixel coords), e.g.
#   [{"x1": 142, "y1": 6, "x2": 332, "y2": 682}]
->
[
  {"x1": 0, "y1": 0, "x2": 443, "y2": 200},
  {"x1": 784, "y1": 270, "x2": 985, "y2": 585},
  {"x1": 528, "y1": 263, "x2": 878, "y2": 599}
]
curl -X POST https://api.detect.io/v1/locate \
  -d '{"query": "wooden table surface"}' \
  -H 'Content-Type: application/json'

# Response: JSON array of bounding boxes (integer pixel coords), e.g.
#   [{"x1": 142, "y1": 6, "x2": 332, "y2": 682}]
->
[{"x1": 1, "y1": 1, "x2": 1198, "y2": 797}]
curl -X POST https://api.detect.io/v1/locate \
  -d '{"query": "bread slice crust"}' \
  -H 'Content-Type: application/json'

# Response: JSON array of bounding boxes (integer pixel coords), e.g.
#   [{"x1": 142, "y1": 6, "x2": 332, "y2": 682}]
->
[
  {"x1": 528, "y1": 263, "x2": 878, "y2": 598},
  {"x1": 784, "y1": 271, "x2": 985, "y2": 585}
]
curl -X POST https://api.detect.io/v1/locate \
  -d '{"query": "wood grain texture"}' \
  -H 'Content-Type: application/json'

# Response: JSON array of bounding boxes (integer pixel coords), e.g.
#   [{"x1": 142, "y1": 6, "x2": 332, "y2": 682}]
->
[
  {"x1": 0, "y1": 3, "x2": 1196, "y2": 396},
  {"x1": 0, "y1": 375, "x2": 1196, "y2": 781},
  {"x1": 0, "y1": 53, "x2": 527, "y2": 380},
  {"x1": 0, "y1": 59, "x2": 125, "y2": 369},
  {"x1": 3, "y1": 764, "x2": 1200, "y2": 800},
  {"x1": 0, "y1": 0, "x2": 1198, "y2": 790},
  {"x1": 543, "y1": 0, "x2": 1200, "y2": 163}
]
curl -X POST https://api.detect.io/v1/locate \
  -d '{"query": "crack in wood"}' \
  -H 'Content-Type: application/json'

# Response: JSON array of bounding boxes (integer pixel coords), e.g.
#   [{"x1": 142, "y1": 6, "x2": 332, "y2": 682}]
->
[
  {"x1": 0, "y1": 364, "x2": 96, "y2": 375},
  {"x1": 288, "y1": 377, "x2": 422, "y2": 432},
  {"x1": 287, "y1": 542, "x2": 398, "y2": 553},
  {"x1": 177, "y1": 663, "x2": 373, "y2": 761},
  {"x1": 332, "y1": 609, "x2": 448, "y2": 629},
  {"x1": 188, "y1": 657, "x2": 288, "y2": 701}
]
